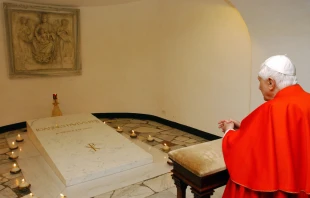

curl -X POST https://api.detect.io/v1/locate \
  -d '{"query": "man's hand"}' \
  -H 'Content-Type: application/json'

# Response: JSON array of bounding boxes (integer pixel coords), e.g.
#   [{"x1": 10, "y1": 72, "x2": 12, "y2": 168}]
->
[
  {"x1": 218, "y1": 119, "x2": 240, "y2": 133},
  {"x1": 229, "y1": 119, "x2": 241, "y2": 129}
]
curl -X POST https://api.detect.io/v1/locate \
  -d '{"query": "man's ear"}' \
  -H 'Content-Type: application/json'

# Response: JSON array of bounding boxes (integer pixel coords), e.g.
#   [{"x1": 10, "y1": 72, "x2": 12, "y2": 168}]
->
[{"x1": 268, "y1": 78, "x2": 276, "y2": 90}]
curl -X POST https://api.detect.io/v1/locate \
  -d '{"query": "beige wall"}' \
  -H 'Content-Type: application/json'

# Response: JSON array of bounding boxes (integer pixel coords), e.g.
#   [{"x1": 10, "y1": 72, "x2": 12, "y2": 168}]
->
[
  {"x1": 231, "y1": 0, "x2": 310, "y2": 110},
  {"x1": 0, "y1": 0, "x2": 252, "y2": 137},
  {"x1": 158, "y1": 0, "x2": 251, "y2": 136},
  {"x1": 0, "y1": 0, "x2": 162, "y2": 126}
]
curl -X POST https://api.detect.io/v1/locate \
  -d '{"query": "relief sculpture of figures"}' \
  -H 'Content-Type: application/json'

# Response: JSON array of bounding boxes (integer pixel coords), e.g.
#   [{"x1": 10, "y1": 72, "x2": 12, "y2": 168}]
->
[
  {"x1": 4, "y1": 3, "x2": 81, "y2": 77},
  {"x1": 17, "y1": 17, "x2": 33, "y2": 68},
  {"x1": 32, "y1": 13, "x2": 56, "y2": 64},
  {"x1": 57, "y1": 19, "x2": 74, "y2": 65}
]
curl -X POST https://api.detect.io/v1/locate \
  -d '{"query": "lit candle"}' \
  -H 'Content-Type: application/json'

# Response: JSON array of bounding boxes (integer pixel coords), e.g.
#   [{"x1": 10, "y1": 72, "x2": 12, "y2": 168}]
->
[
  {"x1": 29, "y1": 193, "x2": 38, "y2": 198},
  {"x1": 130, "y1": 130, "x2": 137, "y2": 138},
  {"x1": 53, "y1": 93, "x2": 57, "y2": 100},
  {"x1": 10, "y1": 163, "x2": 21, "y2": 174},
  {"x1": 9, "y1": 151, "x2": 18, "y2": 159},
  {"x1": 163, "y1": 143, "x2": 170, "y2": 152},
  {"x1": 60, "y1": 193, "x2": 66, "y2": 198},
  {"x1": 103, "y1": 121, "x2": 106, "y2": 124},
  {"x1": 10, "y1": 141, "x2": 18, "y2": 150},
  {"x1": 147, "y1": 135, "x2": 154, "y2": 142},
  {"x1": 16, "y1": 134, "x2": 24, "y2": 142},
  {"x1": 116, "y1": 126, "x2": 123, "y2": 132},
  {"x1": 18, "y1": 178, "x2": 30, "y2": 188}
]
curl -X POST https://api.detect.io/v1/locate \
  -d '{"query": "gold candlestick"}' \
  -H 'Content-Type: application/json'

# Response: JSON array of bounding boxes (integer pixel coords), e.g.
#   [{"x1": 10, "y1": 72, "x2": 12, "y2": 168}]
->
[{"x1": 52, "y1": 94, "x2": 63, "y2": 117}]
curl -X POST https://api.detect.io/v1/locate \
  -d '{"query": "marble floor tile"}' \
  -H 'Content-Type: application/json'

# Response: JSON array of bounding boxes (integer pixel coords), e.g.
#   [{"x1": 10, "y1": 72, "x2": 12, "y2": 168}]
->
[
  {"x1": 6, "y1": 133, "x2": 41, "y2": 160},
  {"x1": 214, "y1": 186, "x2": 225, "y2": 198},
  {"x1": 168, "y1": 185, "x2": 225, "y2": 198},
  {"x1": 153, "y1": 144, "x2": 164, "y2": 151},
  {"x1": 0, "y1": 163, "x2": 13, "y2": 176},
  {"x1": 184, "y1": 143, "x2": 198, "y2": 147},
  {"x1": 167, "y1": 186, "x2": 194, "y2": 198},
  {"x1": 155, "y1": 135, "x2": 175, "y2": 142},
  {"x1": 184, "y1": 139, "x2": 197, "y2": 143},
  {"x1": 157, "y1": 126, "x2": 172, "y2": 131},
  {"x1": 3, "y1": 177, "x2": 23, "y2": 188},
  {"x1": 21, "y1": 194, "x2": 35, "y2": 198},
  {"x1": 17, "y1": 155, "x2": 66, "y2": 198},
  {"x1": 94, "y1": 190, "x2": 114, "y2": 198},
  {"x1": 0, "y1": 177, "x2": 8, "y2": 184},
  {"x1": 119, "y1": 126, "x2": 133, "y2": 133},
  {"x1": 188, "y1": 136, "x2": 206, "y2": 141},
  {"x1": 122, "y1": 123, "x2": 141, "y2": 128},
  {"x1": 160, "y1": 130, "x2": 187, "y2": 136},
  {"x1": 143, "y1": 173, "x2": 175, "y2": 193},
  {"x1": 143, "y1": 140, "x2": 159, "y2": 146},
  {"x1": 146, "y1": 190, "x2": 176, "y2": 198},
  {"x1": 0, "y1": 148, "x2": 10, "y2": 155},
  {"x1": 111, "y1": 183, "x2": 154, "y2": 198},
  {"x1": 174, "y1": 137, "x2": 190, "y2": 142},
  {"x1": 170, "y1": 145, "x2": 185, "y2": 151},
  {"x1": 134, "y1": 127, "x2": 163, "y2": 133},
  {"x1": 152, "y1": 137, "x2": 163, "y2": 143},
  {"x1": 129, "y1": 120, "x2": 148, "y2": 124},
  {"x1": 139, "y1": 124, "x2": 158, "y2": 128},
  {"x1": 147, "y1": 121, "x2": 163, "y2": 127},
  {"x1": 2, "y1": 172, "x2": 22, "y2": 180},
  {"x1": 0, "y1": 187, "x2": 18, "y2": 198},
  {"x1": 171, "y1": 140, "x2": 185, "y2": 146}
]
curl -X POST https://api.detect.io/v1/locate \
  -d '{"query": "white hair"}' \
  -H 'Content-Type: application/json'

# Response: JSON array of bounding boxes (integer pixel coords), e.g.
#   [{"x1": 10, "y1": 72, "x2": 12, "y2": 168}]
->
[{"x1": 258, "y1": 64, "x2": 298, "y2": 90}]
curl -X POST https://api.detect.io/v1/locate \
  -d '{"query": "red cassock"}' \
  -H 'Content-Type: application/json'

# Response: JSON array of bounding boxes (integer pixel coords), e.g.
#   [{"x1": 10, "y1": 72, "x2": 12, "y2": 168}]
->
[{"x1": 222, "y1": 85, "x2": 310, "y2": 198}]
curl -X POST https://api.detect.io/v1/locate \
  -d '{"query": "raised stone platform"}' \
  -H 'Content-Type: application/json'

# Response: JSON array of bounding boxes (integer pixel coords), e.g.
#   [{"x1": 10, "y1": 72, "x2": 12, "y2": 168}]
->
[{"x1": 27, "y1": 113, "x2": 153, "y2": 186}]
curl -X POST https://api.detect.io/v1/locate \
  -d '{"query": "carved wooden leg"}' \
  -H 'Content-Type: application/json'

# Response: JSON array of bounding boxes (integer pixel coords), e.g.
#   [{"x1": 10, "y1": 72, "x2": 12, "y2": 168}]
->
[
  {"x1": 191, "y1": 188, "x2": 214, "y2": 198},
  {"x1": 172, "y1": 174, "x2": 188, "y2": 198}
]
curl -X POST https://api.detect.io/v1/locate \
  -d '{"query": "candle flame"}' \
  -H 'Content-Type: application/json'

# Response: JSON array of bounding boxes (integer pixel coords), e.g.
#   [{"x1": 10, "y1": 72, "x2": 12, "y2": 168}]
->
[
  {"x1": 60, "y1": 193, "x2": 65, "y2": 198},
  {"x1": 22, "y1": 179, "x2": 24, "y2": 182},
  {"x1": 12, "y1": 152, "x2": 14, "y2": 155},
  {"x1": 149, "y1": 135, "x2": 151, "y2": 138},
  {"x1": 18, "y1": 134, "x2": 21, "y2": 138},
  {"x1": 118, "y1": 126, "x2": 120, "y2": 129},
  {"x1": 164, "y1": 143, "x2": 167, "y2": 146},
  {"x1": 13, "y1": 163, "x2": 16, "y2": 167},
  {"x1": 131, "y1": 130, "x2": 135, "y2": 133},
  {"x1": 103, "y1": 121, "x2": 106, "y2": 124},
  {"x1": 12, "y1": 142, "x2": 15, "y2": 145},
  {"x1": 30, "y1": 193, "x2": 33, "y2": 196}
]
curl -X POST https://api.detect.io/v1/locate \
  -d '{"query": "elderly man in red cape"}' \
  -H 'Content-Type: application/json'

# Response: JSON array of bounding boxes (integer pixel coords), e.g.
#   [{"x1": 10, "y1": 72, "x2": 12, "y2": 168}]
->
[{"x1": 218, "y1": 55, "x2": 310, "y2": 198}]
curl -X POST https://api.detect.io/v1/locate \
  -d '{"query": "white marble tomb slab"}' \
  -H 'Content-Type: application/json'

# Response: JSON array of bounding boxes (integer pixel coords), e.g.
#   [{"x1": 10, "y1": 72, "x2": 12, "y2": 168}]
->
[{"x1": 26, "y1": 113, "x2": 153, "y2": 186}]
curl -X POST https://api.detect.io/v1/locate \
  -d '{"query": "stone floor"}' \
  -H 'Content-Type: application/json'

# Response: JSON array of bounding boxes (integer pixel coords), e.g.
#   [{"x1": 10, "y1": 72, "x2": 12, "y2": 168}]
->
[{"x1": 0, "y1": 118, "x2": 225, "y2": 198}]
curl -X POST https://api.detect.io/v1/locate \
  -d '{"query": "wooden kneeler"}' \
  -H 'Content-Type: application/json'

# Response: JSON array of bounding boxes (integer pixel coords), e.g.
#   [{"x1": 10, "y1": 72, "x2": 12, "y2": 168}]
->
[{"x1": 168, "y1": 139, "x2": 229, "y2": 198}]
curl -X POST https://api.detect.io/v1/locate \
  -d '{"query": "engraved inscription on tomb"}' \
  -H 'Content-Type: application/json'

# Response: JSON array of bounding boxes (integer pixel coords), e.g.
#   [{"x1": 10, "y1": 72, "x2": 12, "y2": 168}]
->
[{"x1": 35, "y1": 119, "x2": 100, "y2": 132}]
